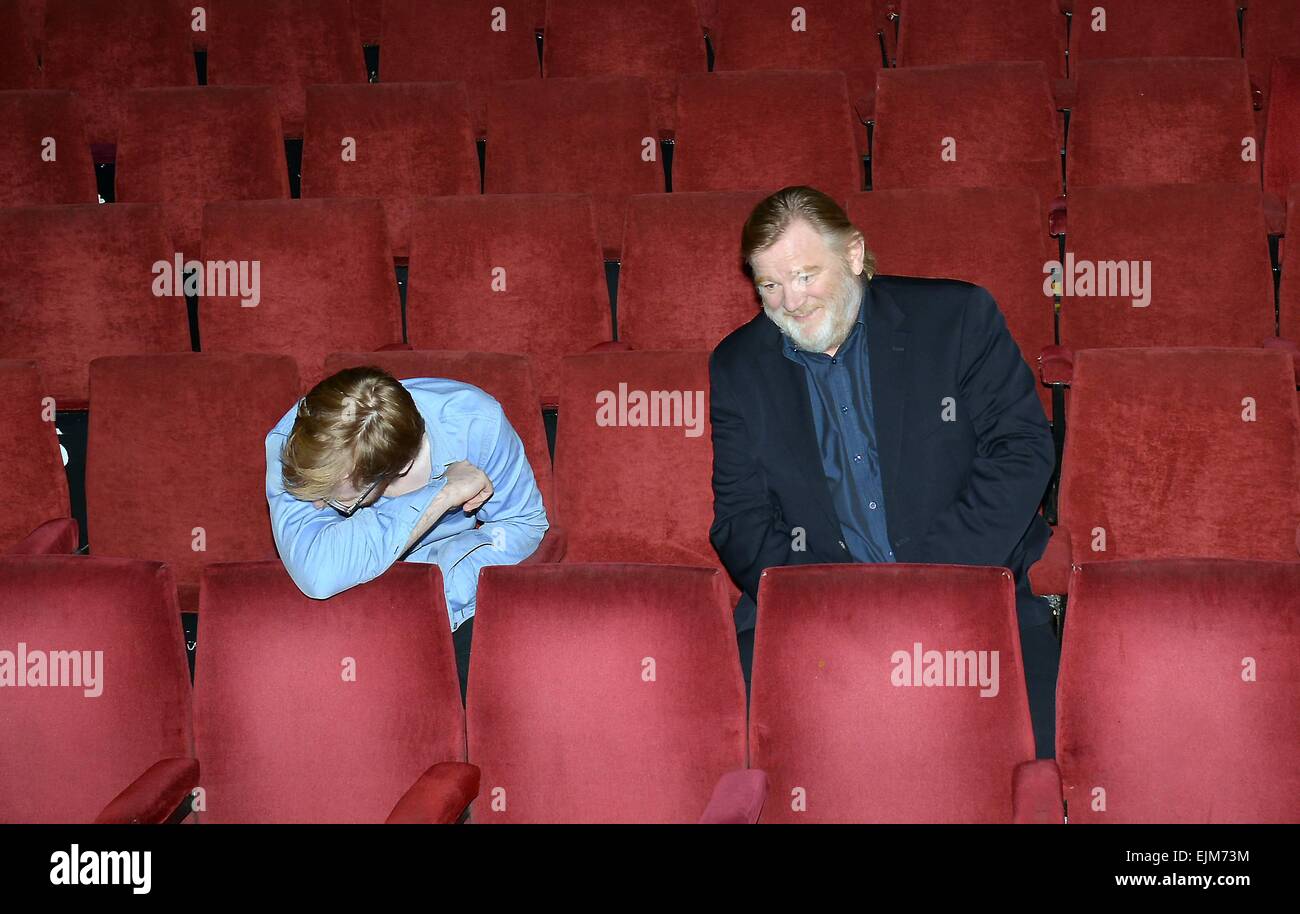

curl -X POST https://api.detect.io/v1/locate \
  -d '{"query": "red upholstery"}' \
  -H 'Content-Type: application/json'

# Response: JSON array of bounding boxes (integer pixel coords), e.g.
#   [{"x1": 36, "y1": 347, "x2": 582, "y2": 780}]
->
[
  {"x1": 1068, "y1": 0, "x2": 1240, "y2": 63},
  {"x1": 897, "y1": 0, "x2": 1066, "y2": 78},
  {"x1": 847, "y1": 186, "x2": 1056, "y2": 412},
  {"x1": 0, "y1": 203, "x2": 190, "y2": 407},
  {"x1": 873, "y1": 62, "x2": 1061, "y2": 212},
  {"x1": 350, "y1": 0, "x2": 382, "y2": 44},
  {"x1": 405, "y1": 194, "x2": 612, "y2": 408},
  {"x1": 205, "y1": 0, "x2": 367, "y2": 137},
  {"x1": 1058, "y1": 184, "x2": 1274, "y2": 351},
  {"x1": 40, "y1": 0, "x2": 195, "y2": 147},
  {"x1": 1058, "y1": 559, "x2": 1300, "y2": 823},
  {"x1": 302, "y1": 82, "x2": 479, "y2": 260},
  {"x1": 0, "y1": 556, "x2": 196, "y2": 823},
  {"x1": 379, "y1": 0, "x2": 542, "y2": 138},
  {"x1": 0, "y1": 91, "x2": 95, "y2": 206},
  {"x1": 1067, "y1": 59, "x2": 1260, "y2": 189},
  {"x1": 0, "y1": 0, "x2": 40, "y2": 89},
  {"x1": 198, "y1": 197, "x2": 403, "y2": 390},
  {"x1": 672, "y1": 70, "x2": 861, "y2": 197},
  {"x1": 85, "y1": 354, "x2": 299, "y2": 614},
  {"x1": 116, "y1": 86, "x2": 289, "y2": 254},
  {"x1": 483, "y1": 76, "x2": 663, "y2": 258},
  {"x1": 1264, "y1": 58, "x2": 1300, "y2": 205},
  {"x1": 708, "y1": 0, "x2": 883, "y2": 154},
  {"x1": 1054, "y1": 349, "x2": 1300, "y2": 574},
  {"x1": 194, "y1": 561, "x2": 470, "y2": 823},
  {"x1": 616, "y1": 191, "x2": 766, "y2": 351},
  {"x1": 1282, "y1": 185, "x2": 1300, "y2": 341},
  {"x1": 1245, "y1": 0, "x2": 1300, "y2": 119},
  {"x1": 750, "y1": 564, "x2": 1053, "y2": 822},
  {"x1": 541, "y1": 0, "x2": 708, "y2": 136},
  {"x1": 555, "y1": 350, "x2": 726, "y2": 580},
  {"x1": 467, "y1": 563, "x2": 747, "y2": 822},
  {"x1": 0, "y1": 360, "x2": 73, "y2": 554}
]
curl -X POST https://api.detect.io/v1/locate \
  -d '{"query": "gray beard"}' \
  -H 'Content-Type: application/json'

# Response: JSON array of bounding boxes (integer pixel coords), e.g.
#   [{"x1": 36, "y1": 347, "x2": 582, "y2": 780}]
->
[{"x1": 768, "y1": 269, "x2": 864, "y2": 354}]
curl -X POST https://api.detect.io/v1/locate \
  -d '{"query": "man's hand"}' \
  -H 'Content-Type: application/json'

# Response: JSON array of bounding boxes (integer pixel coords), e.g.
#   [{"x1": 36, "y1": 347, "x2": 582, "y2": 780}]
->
[{"x1": 441, "y1": 460, "x2": 493, "y2": 513}]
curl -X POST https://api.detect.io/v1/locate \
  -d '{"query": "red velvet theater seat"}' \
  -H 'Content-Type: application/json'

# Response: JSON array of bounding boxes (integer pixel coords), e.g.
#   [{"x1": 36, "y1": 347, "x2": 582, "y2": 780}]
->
[
  {"x1": 707, "y1": 0, "x2": 883, "y2": 154},
  {"x1": 194, "y1": 561, "x2": 476, "y2": 823},
  {"x1": 350, "y1": 0, "x2": 382, "y2": 44},
  {"x1": 405, "y1": 194, "x2": 611, "y2": 408},
  {"x1": 0, "y1": 0, "x2": 40, "y2": 89},
  {"x1": 1067, "y1": 59, "x2": 1260, "y2": 189},
  {"x1": 1068, "y1": 0, "x2": 1241, "y2": 64},
  {"x1": 1058, "y1": 559, "x2": 1300, "y2": 823},
  {"x1": 0, "y1": 203, "x2": 190, "y2": 407},
  {"x1": 554, "y1": 350, "x2": 726, "y2": 579},
  {"x1": 751, "y1": 564, "x2": 1062, "y2": 823},
  {"x1": 467, "y1": 563, "x2": 755, "y2": 823},
  {"x1": 40, "y1": 0, "x2": 196, "y2": 147},
  {"x1": 896, "y1": 0, "x2": 1066, "y2": 78},
  {"x1": 483, "y1": 76, "x2": 662, "y2": 259},
  {"x1": 847, "y1": 186, "x2": 1056, "y2": 413},
  {"x1": 1057, "y1": 184, "x2": 1274, "y2": 352},
  {"x1": 1282, "y1": 185, "x2": 1300, "y2": 341},
  {"x1": 540, "y1": 0, "x2": 708, "y2": 136},
  {"x1": 302, "y1": 82, "x2": 480, "y2": 260},
  {"x1": 872, "y1": 62, "x2": 1062, "y2": 212},
  {"x1": 115, "y1": 86, "x2": 289, "y2": 255},
  {"x1": 198, "y1": 197, "x2": 403, "y2": 391},
  {"x1": 616, "y1": 191, "x2": 766, "y2": 351},
  {"x1": 0, "y1": 360, "x2": 76, "y2": 555},
  {"x1": 1031, "y1": 349, "x2": 1300, "y2": 594},
  {"x1": 1264, "y1": 59, "x2": 1300, "y2": 206},
  {"x1": 672, "y1": 70, "x2": 862, "y2": 198},
  {"x1": 204, "y1": 0, "x2": 368, "y2": 138},
  {"x1": 0, "y1": 556, "x2": 198, "y2": 823},
  {"x1": 0, "y1": 91, "x2": 97, "y2": 206},
  {"x1": 85, "y1": 353, "x2": 299, "y2": 614},
  {"x1": 1245, "y1": 0, "x2": 1300, "y2": 119},
  {"x1": 379, "y1": 0, "x2": 543, "y2": 139}
]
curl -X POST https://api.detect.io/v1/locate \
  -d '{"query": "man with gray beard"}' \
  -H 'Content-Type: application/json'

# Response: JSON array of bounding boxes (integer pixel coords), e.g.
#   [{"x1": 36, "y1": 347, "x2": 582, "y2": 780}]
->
[{"x1": 709, "y1": 186, "x2": 1059, "y2": 757}]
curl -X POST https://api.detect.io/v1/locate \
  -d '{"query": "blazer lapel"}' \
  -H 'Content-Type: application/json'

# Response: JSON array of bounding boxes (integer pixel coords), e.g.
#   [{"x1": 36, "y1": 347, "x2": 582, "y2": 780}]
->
[{"x1": 865, "y1": 277, "x2": 910, "y2": 515}]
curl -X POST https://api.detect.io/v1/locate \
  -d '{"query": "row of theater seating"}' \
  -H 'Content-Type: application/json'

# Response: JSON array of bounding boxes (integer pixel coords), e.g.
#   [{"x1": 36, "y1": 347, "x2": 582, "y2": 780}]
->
[
  {"x1": 1, "y1": 554, "x2": 1294, "y2": 823},
  {"x1": 4, "y1": 345, "x2": 1298, "y2": 613}
]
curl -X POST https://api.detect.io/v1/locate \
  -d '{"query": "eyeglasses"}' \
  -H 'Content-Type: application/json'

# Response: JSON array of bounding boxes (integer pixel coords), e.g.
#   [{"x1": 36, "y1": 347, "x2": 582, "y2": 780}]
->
[{"x1": 325, "y1": 457, "x2": 417, "y2": 517}]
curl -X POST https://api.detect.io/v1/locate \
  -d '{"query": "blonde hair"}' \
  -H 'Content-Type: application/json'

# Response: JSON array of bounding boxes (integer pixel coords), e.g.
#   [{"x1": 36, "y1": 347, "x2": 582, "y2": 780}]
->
[
  {"x1": 741, "y1": 185, "x2": 876, "y2": 279},
  {"x1": 280, "y1": 366, "x2": 425, "y2": 501}
]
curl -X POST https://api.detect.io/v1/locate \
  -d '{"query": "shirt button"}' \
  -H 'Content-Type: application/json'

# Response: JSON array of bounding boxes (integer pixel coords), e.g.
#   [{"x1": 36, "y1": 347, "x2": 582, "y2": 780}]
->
[
  {"x1": 853, "y1": 454, "x2": 862, "y2": 462},
  {"x1": 869, "y1": 501, "x2": 877, "y2": 509},
  {"x1": 840, "y1": 405, "x2": 849, "y2": 413},
  {"x1": 838, "y1": 540, "x2": 847, "y2": 550}
]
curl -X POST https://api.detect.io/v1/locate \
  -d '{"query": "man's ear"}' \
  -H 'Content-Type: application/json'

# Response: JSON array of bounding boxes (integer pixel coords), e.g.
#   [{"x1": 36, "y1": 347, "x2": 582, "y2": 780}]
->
[{"x1": 847, "y1": 234, "x2": 866, "y2": 275}]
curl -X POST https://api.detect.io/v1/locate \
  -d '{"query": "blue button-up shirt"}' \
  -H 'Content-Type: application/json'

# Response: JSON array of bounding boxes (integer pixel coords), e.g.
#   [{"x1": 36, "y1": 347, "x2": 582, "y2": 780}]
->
[
  {"x1": 264, "y1": 377, "x2": 549, "y2": 629},
  {"x1": 783, "y1": 311, "x2": 895, "y2": 564}
]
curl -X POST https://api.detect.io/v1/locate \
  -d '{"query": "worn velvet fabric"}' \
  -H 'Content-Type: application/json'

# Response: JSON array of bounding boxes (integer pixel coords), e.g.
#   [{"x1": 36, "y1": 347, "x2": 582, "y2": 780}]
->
[
  {"x1": 193, "y1": 561, "x2": 465, "y2": 822},
  {"x1": 199, "y1": 197, "x2": 403, "y2": 391},
  {"x1": 873, "y1": 61, "x2": 1061, "y2": 212},
  {"x1": 1244, "y1": 0, "x2": 1300, "y2": 119},
  {"x1": 484, "y1": 76, "x2": 662, "y2": 258},
  {"x1": 1057, "y1": 559, "x2": 1300, "y2": 823},
  {"x1": 1282, "y1": 184, "x2": 1300, "y2": 341},
  {"x1": 847, "y1": 185, "x2": 1055, "y2": 413},
  {"x1": 750, "y1": 563, "x2": 1040, "y2": 822},
  {"x1": 0, "y1": 91, "x2": 96, "y2": 206},
  {"x1": 1068, "y1": 0, "x2": 1240, "y2": 63},
  {"x1": 115, "y1": 86, "x2": 290, "y2": 254},
  {"x1": 0, "y1": 556, "x2": 194, "y2": 823},
  {"x1": 0, "y1": 0, "x2": 40, "y2": 89},
  {"x1": 616, "y1": 190, "x2": 766, "y2": 351},
  {"x1": 1059, "y1": 183, "x2": 1275, "y2": 351},
  {"x1": 0, "y1": 203, "x2": 191, "y2": 406},
  {"x1": 405, "y1": 194, "x2": 612, "y2": 407},
  {"x1": 1067, "y1": 58, "x2": 1260, "y2": 188},
  {"x1": 0, "y1": 360, "x2": 72, "y2": 552},
  {"x1": 1264, "y1": 58, "x2": 1300, "y2": 203},
  {"x1": 40, "y1": 0, "x2": 195, "y2": 146},
  {"x1": 898, "y1": 0, "x2": 1066, "y2": 77},
  {"x1": 302, "y1": 82, "x2": 480, "y2": 259},
  {"x1": 204, "y1": 0, "x2": 367, "y2": 138},
  {"x1": 673, "y1": 70, "x2": 861, "y2": 198},
  {"x1": 1058, "y1": 348, "x2": 1300, "y2": 567},
  {"x1": 467, "y1": 563, "x2": 746, "y2": 822},
  {"x1": 85, "y1": 353, "x2": 299, "y2": 613}
]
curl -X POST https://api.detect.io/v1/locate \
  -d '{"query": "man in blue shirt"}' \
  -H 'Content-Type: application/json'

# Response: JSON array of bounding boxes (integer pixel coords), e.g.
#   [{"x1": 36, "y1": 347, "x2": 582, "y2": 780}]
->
[{"x1": 265, "y1": 366, "x2": 549, "y2": 700}]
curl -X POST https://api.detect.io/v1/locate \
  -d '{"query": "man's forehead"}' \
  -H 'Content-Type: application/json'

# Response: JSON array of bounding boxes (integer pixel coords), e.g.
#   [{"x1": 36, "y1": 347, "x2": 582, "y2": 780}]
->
[{"x1": 751, "y1": 221, "x2": 835, "y2": 278}]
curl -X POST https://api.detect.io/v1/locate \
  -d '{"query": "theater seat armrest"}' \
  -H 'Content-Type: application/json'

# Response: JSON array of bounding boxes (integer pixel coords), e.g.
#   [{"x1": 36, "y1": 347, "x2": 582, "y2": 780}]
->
[
  {"x1": 1048, "y1": 195, "x2": 1067, "y2": 237},
  {"x1": 1013, "y1": 760, "x2": 1064, "y2": 823},
  {"x1": 520, "y1": 526, "x2": 567, "y2": 564},
  {"x1": 386, "y1": 761, "x2": 480, "y2": 824},
  {"x1": 7, "y1": 517, "x2": 80, "y2": 555},
  {"x1": 698, "y1": 769, "x2": 768, "y2": 824},
  {"x1": 1038, "y1": 345, "x2": 1074, "y2": 386},
  {"x1": 94, "y1": 757, "x2": 200, "y2": 824},
  {"x1": 1251, "y1": 80, "x2": 1264, "y2": 112},
  {"x1": 376, "y1": 342, "x2": 414, "y2": 352},
  {"x1": 1261, "y1": 337, "x2": 1300, "y2": 384},
  {"x1": 587, "y1": 341, "x2": 632, "y2": 353},
  {"x1": 1028, "y1": 527, "x2": 1071, "y2": 596}
]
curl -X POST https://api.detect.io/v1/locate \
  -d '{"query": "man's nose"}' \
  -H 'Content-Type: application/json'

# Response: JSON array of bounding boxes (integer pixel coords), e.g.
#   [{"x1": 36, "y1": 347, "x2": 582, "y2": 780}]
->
[{"x1": 784, "y1": 284, "x2": 807, "y2": 311}]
